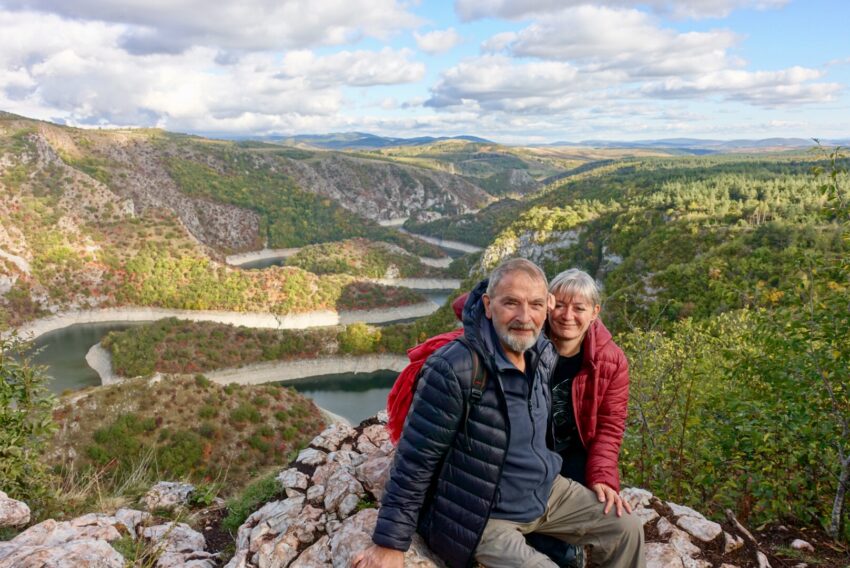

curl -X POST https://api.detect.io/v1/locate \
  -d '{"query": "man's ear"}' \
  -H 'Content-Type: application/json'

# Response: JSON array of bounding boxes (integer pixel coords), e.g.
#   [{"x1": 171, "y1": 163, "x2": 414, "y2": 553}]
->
[
  {"x1": 483, "y1": 294, "x2": 492, "y2": 319},
  {"x1": 547, "y1": 293, "x2": 556, "y2": 311}
]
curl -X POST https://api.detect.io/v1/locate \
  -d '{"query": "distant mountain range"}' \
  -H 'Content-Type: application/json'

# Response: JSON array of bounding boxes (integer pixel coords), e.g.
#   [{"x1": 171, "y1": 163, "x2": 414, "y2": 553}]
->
[
  {"x1": 538, "y1": 137, "x2": 850, "y2": 152},
  {"x1": 253, "y1": 132, "x2": 494, "y2": 150},
  {"x1": 237, "y1": 132, "x2": 849, "y2": 153}
]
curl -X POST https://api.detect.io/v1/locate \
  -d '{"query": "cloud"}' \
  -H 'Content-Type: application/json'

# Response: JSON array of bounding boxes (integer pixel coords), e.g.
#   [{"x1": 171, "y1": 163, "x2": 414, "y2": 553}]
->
[
  {"x1": 2, "y1": 0, "x2": 421, "y2": 53},
  {"x1": 642, "y1": 67, "x2": 843, "y2": 106},
  {"x1": 0, "y1": 10, "x2": 424, "y2": 133},
  {"x1": 484, "y1": 6, "x2": 740, "y2": 78},
  {"x1": 426, "y1": 55, "x2": 609, "y2": 112},
  {"x1": 278, "y1": 48, "x2": 424, "y2": 87},
  {"x1": 414, "y1": 28, "x2": 463, "y2": 55},
  {"x1": 455, "y1": 0, "x2": 789, "y2": 21}
]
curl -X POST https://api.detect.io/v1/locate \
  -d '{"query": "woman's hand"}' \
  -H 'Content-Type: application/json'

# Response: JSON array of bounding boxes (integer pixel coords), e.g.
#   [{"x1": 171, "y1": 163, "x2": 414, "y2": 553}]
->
[{"x1": 592, "y1": 483, "x2": 632, "y2": 517}]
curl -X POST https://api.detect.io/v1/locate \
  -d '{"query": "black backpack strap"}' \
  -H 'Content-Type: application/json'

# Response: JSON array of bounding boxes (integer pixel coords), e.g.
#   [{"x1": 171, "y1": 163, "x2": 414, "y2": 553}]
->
[{"x1": 456, "y1": 335, "x2": 487, "y2": 450}]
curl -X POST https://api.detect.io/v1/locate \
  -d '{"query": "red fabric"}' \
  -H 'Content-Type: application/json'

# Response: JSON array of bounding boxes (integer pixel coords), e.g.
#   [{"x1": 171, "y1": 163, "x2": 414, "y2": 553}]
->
[
  {"x1": 386, "y1": 293, "x2": 469, "y2": 444},
  {"x1": 571, "y1": 319, "x2": 630, "y2": 491}
]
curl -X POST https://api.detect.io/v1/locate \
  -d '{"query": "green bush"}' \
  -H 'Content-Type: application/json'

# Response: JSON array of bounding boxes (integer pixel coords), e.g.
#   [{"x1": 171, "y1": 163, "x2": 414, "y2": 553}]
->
[
  {"x1": 0, "y1": 335, "x2": 56, "y2": 512},
  {"x1": 230, "y1": 403, "x2": 262, "y2": 424},
  {"x1": 157, "y1": 430, "x2": 204, "y2": 477}
]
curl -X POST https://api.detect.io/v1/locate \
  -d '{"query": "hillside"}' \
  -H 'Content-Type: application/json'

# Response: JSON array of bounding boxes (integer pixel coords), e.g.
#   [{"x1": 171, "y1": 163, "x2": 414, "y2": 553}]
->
[{"x1": 0, "y1": 113, "x2": 454, "y2": 328}]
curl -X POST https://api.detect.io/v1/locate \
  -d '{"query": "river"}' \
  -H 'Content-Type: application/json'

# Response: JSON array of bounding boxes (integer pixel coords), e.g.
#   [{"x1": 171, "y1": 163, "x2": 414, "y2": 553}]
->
[
  {"x1": 30, "y1": 231, "x2": 475, "y2": 422},
  {"x1": 30, "y1": 289, "x2": 452, "y2": 423}
]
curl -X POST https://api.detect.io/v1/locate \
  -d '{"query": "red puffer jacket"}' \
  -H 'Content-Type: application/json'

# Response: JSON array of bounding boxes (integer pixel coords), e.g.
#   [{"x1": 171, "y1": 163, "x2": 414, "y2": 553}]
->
[{"x1": 571, "y1": 318, "x2": 630, "y2": 491}]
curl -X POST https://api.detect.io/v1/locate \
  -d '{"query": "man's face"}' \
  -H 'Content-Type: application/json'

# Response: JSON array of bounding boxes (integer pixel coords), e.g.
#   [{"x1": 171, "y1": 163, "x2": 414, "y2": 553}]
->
[{"x1": 483, "y1": 271, "x2": 551, "y2": 356}]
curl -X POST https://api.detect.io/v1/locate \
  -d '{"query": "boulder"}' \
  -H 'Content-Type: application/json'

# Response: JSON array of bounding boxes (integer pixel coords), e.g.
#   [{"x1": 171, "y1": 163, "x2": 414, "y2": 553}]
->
[
  {"x1": 0, "y1": 492, "x2": 30, "y2": 528},
  {"x1": 143, "y1": 481, "x2": 196, "y2": 512}
]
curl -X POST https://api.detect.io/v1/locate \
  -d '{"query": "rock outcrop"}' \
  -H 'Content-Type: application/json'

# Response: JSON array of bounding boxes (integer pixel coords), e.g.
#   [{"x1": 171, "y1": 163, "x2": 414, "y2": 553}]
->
[
  {"x1": 0, "y1": 492, "x2": 30, "y2": 528},
  {"x1": 1, "y1": 416, "x2": 788, "y2": 567},
  {"x1": 0, "y1": 507, "x2": 216, "y2": 567},
  {"x1": 225, "y1": 415, "x2": 768, "y2": 568}
]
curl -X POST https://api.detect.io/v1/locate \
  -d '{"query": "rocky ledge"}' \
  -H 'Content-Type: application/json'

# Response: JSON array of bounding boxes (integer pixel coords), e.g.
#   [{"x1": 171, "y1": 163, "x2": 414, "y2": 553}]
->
[{"x1": 1, "y1": 416, "x2": 820, "y2": 567}]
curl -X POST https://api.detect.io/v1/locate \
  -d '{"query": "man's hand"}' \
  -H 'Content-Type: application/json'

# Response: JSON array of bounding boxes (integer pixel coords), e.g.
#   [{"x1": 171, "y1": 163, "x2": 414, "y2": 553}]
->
[
  {"x1": 592, "y1": 483, "x2": 632, "y2": 517},
  {"x1": 351, "y1": 544, "x2": 404, "y2": 568}
]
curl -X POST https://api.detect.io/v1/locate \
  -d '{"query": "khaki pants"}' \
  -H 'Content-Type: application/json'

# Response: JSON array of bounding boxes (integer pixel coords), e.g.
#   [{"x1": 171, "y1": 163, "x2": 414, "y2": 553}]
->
[{"x1": 475, "y1": 476, "x2": 645, "y2": 568}]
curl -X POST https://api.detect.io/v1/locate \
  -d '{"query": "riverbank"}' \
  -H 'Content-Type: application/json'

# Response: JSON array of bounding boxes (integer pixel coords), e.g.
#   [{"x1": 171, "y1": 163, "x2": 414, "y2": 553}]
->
[
  {"x1": 16, "y1": 302, "x2": 439, "y2": 342},
  {"x1": 225, "y1": 247, "x2": 300, "y2": 266},
  {"x1": 86, "y1": 340, "x2": 406, "y2": 389},
  {"x1": 397, "y1": 229, "x2": 483, "y2": 254},
  {"x1": 372, "y1": 277, "x2": 460, "y2": 290}
]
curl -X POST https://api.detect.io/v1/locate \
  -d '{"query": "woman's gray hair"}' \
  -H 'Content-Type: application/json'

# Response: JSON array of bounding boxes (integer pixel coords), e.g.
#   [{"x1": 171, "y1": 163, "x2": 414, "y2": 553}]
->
[{"x1": 549, "y1": 268, "x2": 601, "y2": 306}]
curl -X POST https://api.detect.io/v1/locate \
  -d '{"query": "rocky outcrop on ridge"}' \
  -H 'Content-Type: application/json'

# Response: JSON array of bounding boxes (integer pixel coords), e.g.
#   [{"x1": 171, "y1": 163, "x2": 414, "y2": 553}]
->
[
  {"x1": 0, "y1": 507, "x2": 217, "y2": 567},
  {"x1": 225, "y1": 415, "x2": 777, "y2": 568},
  {"x1": 1, "y1": 415, "x2": 820, "y2": 567}
]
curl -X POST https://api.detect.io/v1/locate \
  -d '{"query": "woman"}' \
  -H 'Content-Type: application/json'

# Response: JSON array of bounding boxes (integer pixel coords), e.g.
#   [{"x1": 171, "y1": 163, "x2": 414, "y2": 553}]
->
[{"x1": 527, "y1": 268, "x2": 633, "y2": 567}]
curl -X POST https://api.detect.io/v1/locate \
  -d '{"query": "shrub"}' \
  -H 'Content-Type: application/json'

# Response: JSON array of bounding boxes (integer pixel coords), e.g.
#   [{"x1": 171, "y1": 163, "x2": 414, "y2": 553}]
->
[
  {"x1": 194, "y1": 374, "x2": 212, "y2": 388},
  {"x1": 157, "y1": 430, "x2": 204, "y2": 477},
  {"x1": 230, "y1": 403, "x2": 262, "y2": 424},
  {"x1": 198, "y1": 405, "x2": 217, "y2": 419},
  {"x1": 0, "y1": 335, "x2": 56, "y2": 511}
]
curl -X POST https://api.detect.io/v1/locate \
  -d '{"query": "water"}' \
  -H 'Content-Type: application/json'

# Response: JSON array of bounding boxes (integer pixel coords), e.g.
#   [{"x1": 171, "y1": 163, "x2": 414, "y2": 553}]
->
[
  {"x1": 31, "y1": 322, "x2": 140, "y2": 394},
  {"x1": 284, "y1": 370, "x2": 396, "y2": 424}
]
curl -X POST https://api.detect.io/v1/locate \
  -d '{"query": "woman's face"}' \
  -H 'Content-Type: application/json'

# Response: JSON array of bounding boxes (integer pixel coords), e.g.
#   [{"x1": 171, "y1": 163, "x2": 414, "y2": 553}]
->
[{"x1": 548, "y1": 293, "x2": 601, "y2": 344}]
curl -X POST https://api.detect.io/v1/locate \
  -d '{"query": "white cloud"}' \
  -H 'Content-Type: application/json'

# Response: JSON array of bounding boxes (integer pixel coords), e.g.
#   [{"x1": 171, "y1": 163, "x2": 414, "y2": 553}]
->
[
  {"x1": 455, "y1": 0, "x2": 789, "y2": 21},
  {"x1": 427, "y1": 55, "x2": 611, "y2": 112},
  {"x1": 486, "y1": 6, "x2": 739, "y2": 78},
  {"x1": 2, "y1": 0, "x2": 421, "y2": 53},
  {"x1": 0, "y1": 10, "x2": 424, "y2": 133},
  {"x1": 643, "y1": 67, "x2": 842, "y2": 106},
  {"x1": 414, "y1": 28, "x2": 463, "y2": 55},
  {"x1": 279, "y1": 48, "x2": 424, "y2": 87}
]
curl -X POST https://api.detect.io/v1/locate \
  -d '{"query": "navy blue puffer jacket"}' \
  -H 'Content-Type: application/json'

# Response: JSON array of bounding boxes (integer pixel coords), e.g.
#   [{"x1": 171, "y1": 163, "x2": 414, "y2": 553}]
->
[{"x1": 372, "y1": 280, "x2": 558, "y2": 567}]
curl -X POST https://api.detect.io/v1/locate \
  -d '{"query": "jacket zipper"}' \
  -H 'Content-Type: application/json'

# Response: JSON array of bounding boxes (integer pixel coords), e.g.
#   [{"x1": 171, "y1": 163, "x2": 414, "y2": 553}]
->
[{"x1": 526, "y1": 351, "x2": 549, "y2": 512}]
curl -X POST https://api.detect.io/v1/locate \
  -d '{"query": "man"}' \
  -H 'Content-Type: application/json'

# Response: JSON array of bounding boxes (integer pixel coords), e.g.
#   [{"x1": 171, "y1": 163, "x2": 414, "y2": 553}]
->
[{"x1": 353, "y1": 258, "x2": 644, "y2": 568}]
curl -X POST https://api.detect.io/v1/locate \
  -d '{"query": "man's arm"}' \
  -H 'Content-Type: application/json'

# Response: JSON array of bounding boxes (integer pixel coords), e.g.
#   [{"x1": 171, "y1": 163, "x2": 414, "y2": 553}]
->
[{"x1": 371, "y1": 352, "x2": 466, "y2": 551}]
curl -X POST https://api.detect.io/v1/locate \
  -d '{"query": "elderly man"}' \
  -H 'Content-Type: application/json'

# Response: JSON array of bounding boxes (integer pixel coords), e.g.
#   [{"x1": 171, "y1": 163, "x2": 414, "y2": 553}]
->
[{"x1": 353, "y1": 258, "x2": 644, "y2": 568}]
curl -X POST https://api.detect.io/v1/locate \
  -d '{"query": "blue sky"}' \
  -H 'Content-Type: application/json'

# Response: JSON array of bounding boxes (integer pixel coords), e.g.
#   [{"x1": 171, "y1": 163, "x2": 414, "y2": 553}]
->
[{"x1": 0, "y1": 0, "x2": 847, "y2": 143}]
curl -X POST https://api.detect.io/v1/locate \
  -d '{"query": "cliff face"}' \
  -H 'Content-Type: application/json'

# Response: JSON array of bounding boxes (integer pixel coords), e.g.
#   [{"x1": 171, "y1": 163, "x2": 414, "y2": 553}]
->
[{"x1": 279, "y1": 153, "x2": 491, "y2": 222}]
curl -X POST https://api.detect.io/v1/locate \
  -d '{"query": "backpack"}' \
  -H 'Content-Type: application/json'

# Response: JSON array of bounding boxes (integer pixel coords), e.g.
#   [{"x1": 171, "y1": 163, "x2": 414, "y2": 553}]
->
[{"x1": 386, "y1": 331, "x2": 488, "y2": 444}]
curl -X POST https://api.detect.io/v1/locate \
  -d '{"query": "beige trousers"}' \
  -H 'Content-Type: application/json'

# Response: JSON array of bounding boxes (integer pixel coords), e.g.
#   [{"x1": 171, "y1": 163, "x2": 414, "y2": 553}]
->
[{"x1": 475, "y1": 476, "x2": 645, "y2": 568}]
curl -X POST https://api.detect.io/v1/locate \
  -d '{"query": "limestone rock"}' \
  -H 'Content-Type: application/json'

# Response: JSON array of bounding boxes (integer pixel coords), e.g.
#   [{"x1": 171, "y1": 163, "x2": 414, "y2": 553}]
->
[
  {"x1": 676, "y1": 514, "x2": 723, "y2": 543},
  {"x1": 143, "y1": 481, "x2": 195, "y2": 511},
  {"x1": 114, "y1": 508, "x2": 151, "y2": 538},
  {"x1": 142, "y1": 522, "x2": 206, "y2": 553},
  {"x1": 324, "y1": 468, "x2": 365, "y2": 515},
  {"x1": 620, "y1": 487, "x2": 653, "y2": 509},
  {"x1": 310, "y1": 423, "x2": 356, "y2": 452},
  {"x1": 633, "y1": 506, "x2": 660, "y2": 526},
  {"x1": 277, "y1": 468, "x2": 309, "y2": 492},
  {"x1": 292, "y1": 535, "x2": 332, "y2": 567},
  {"x1": 307, "y1": 484, "x2": 325, "y2": 505},
  {"x1": 0, "y1": 491, "x2": 30, "y2": 528},
  {"x1": 0, "y1": 538, "x2": 124, "y2": 568},
  {"x1": 355, "y1": 454, "x2": 393, "y2": 501},
  {"x1": 723, "y1": 532, "x2": 744, "y2": 553},
  {"x1": 645, "y1": 542, "x2": 685, "y2": 568},
  {"x1": 10, "y1": 514, "x2": 122, "y2": 547},
  {"x1": 297, "y1": 448, "x2": 327, "y2": 467},
  {"x1": 791, "y1": 539, "x2": 814, "y2": 552}
]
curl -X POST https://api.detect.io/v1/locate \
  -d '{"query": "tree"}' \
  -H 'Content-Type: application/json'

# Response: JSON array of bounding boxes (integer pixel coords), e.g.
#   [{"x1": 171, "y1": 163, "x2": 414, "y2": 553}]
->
[{"x1": 0, "y1": 334, "x2": 55, "y2": 511}]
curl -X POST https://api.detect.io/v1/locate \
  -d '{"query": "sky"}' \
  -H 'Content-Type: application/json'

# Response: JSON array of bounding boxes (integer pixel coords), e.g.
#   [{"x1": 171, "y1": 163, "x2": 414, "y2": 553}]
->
[{"x1": 0, "y1": 0, "x2": 848, "y2": 144}]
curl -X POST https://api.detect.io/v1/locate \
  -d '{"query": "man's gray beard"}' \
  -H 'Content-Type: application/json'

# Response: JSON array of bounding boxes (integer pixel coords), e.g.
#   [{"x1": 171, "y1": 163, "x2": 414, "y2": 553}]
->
[{"x1": 494, "y1": 321, "x2": 540, "y2": 354}]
